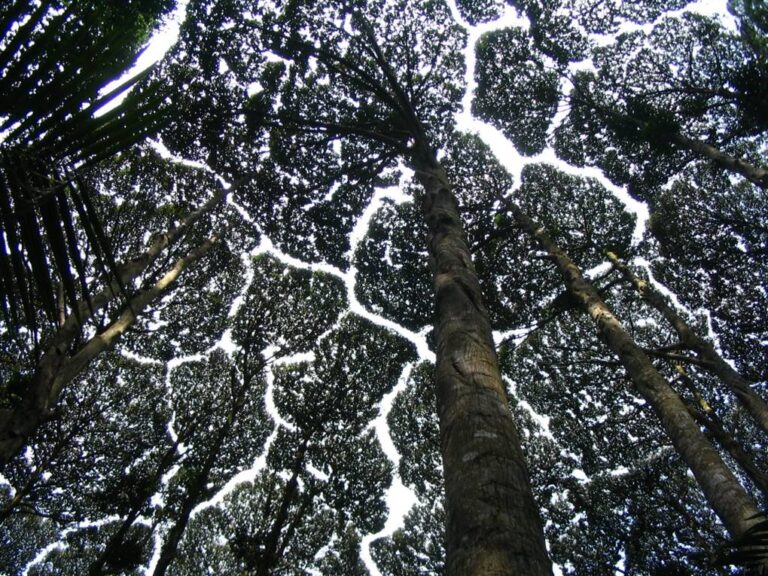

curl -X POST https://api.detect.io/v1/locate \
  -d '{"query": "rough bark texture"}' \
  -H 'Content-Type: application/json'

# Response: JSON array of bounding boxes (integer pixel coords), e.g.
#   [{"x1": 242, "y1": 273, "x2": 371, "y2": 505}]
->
[
  {"x1": 414, "y1": 151, "x2": 551, "y2": 576},
  {"x1": 0, "y1": 190, "x2": 225, "y2": 468},
  {"x1": 512, "y1": 204, "x2": 762, "y2": 541},
  {"x1": 608, "y1": 253, "x2": 768, "y2": 437}
]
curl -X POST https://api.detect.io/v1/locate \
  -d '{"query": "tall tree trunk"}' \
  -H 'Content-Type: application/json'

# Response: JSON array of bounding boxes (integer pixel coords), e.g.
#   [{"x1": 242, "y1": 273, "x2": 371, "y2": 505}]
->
[
  {"x1": 153, "y1": 359, "x2": 261, "y2": 576},
  {"x1": 152, "y1": 432, "x2": 225, "y2": 576},
  {"x1": 270, "y1": 16, "x2": 552, "y2": 571},
  {"x1": 412, "y1": 148, "x2": 551, "y2": 576},
  {"x1": 608, "y1": 253, "x2": 768, "y2": 437},
  {"x1": 255, "y1": 438, "x2": 309, "y2": 576},
  {"x1": 688, "y1": 406, "x2": 768, "y2": 500},
  {"x1": 0, "y1": 190, "x2": 225, "y2": 468},
  {"x1": 510, "y1": 203, "x2": 763, "y2": 542},
  {"x1": 152, "y1": 476, "x2": 208, "y2": 576}
]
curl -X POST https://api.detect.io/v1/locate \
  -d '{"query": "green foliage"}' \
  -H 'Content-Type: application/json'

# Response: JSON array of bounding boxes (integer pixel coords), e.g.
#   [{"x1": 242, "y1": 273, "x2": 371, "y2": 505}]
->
[
  {"x1": 501, "y1": 291, "x2": 739, "y2": 575},
  {"x1": 473, "y1": 161, "x2": 635, "y2": 330},
  {"x1": 5, "y1": 1, "x2": 768, "y2": 575},
  {"x1": 474, "y1": 28, "x2": 559, "y2": 155},
  {"x1": 454, "y1": 0, "x2": 507, "y2": 24},
  {"x1": 647, "y1": 167, "x2": 768, "y2": 383},
  {"x1": 355, "y1": 199, "x2": 432, "y2": 331},
  {"x1": 232, "y1": 254, "x2": 348, "y2": 352},
  {"x1": 371, "y1": 362, "x2": 445, "y2": 575}
]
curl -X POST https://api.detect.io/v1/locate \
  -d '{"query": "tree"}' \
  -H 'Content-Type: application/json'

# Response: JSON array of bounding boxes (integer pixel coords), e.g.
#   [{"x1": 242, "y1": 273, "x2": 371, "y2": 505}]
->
[
  {"x1": 0, "y1": 148, "x2": 231, "y2": 466},
  {"x1": 4, "y1": 0, "x2": 768, "y2": 574},
  {"x1": 0, "y1": 0, "x2": 227, "y2": 467},
  {"x1": 168, "y1": 314, "x2": 413, "y2": 574},
  {"x1": 0, "y1": 0, "x2": 176, "y2": 326}
]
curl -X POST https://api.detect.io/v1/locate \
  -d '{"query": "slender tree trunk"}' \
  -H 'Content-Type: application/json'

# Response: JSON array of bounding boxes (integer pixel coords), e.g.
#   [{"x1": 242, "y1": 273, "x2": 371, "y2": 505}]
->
[
  {"x1": 89, "y1": 440, "x2": 182, "y2": 576},
  {"x1": 588, "y1": 95, "x2": 768, "y2": 188},
  {"x1": 668, "y1": 132, "x2": 768, "y2": 189},
  {"x1": 0, "y1": 190, "x2": 225, "y2": 468},
  {"x1": 154, "y1": 361, "x2": 261, "y2": 576},
  {"x1": 412, "y1": 148, "x2": 551, "y2": 576},
  {"x1": 88, "y1": 508, "x2": 144, "y2": 576},
  {"x1": 688, "y1": 406, "x2": 768, "y2": 500},
  {"x1": 153, "y1": 432, "x2": 225, "y2": 576},
  {"x1": 256, "y1": 439, "x2": 309, "y2": 576},
  {"x1": 607, "y1": 253, "x2": 768, "y2": 437},
  {"x1": 152, "y1": 478, "x2": 207, "y2": 576},
  {"x1": 511, "y1": 204, "x2": 763, "y2": 542}
]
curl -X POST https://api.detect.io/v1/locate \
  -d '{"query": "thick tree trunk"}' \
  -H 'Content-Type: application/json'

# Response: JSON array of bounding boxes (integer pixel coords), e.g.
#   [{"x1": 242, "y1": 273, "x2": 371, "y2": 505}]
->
[
  {"x1": 413, "y1": 149, "x2": 551, "y2": 576},
  {"x1": 0, "y1": 186, "x2": 224, "y2": 468},
  {"x1": 608, "y1": 253, "x2": 768, "y2": 437},
  {"x1": 511, "y1": 204, "x2": 762, "y2": 541}
]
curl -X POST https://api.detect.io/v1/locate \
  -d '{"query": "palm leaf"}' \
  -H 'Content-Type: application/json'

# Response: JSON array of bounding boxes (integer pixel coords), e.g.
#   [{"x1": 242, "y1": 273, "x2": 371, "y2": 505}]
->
[
  {"x1": 0, "y1": 163, "x2": 36, "y2": 328},
  {"x1": 7, "y1": 158, "x2": 57, "y2": 323},
  {"x1": 0, "y1": 192, "x2": 18, "y2": 329},
  {"x1": 66, "y1": 172, "x2": 112, "y2": 288},
  {"x1": 38, "y1": 184, "x2": 80, "y2": 322},
  {"x1": 70, "y1": 172, "x2": 129, "y2": 305},
  {"x1": 76, "y1": 174, "x2": 126, "y2": 295},
  {"x1": 56, "y1": 186, "x2": 92, "y2": 315},
  {"x1": 718, "y1": 513, "x2": 768, "y2": 574},
  {"x1": 0, "y1": 1, "x2": 49, "y2": 74}
]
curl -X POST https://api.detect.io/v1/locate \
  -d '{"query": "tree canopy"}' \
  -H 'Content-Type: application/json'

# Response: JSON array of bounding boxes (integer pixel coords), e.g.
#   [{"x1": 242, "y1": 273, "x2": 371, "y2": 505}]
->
[{"x1": 1, "y1": 0, "x2": 767, "y2": 574}]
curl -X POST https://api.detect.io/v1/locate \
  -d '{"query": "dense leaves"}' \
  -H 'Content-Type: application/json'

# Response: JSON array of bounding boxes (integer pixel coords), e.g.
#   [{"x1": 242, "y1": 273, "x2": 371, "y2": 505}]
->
[
  {"x1": 474, "y1": 28, "x2": 559, "y2": 155},
  {"x1": 3, "y1": 0, "x2": 768, "y2": 574}
]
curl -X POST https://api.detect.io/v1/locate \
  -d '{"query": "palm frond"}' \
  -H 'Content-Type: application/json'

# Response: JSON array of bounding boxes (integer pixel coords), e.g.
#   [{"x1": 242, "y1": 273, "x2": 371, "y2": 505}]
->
[{"x1": 718, "y1": 513, "x2": 768, "y2": 574}]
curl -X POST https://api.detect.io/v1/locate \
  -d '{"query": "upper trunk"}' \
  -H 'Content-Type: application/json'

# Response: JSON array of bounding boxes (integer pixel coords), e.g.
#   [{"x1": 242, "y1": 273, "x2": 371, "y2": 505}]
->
[
  {"x1": 669, "y1": 131, "x2": 768, "y2": 189},
  {"x1": 412, "y1": 146, "x2": 552, "y2": 576}
]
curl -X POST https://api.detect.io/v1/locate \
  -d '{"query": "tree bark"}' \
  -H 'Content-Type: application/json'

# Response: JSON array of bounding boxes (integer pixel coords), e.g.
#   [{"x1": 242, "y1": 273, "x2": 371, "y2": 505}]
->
[
  {"x1": 269, "y1": 15, "x2": 552, "y2": 571},
  {"x1": 688, "y1": 406, "x2": 768, "y2": 500},
  {"x1": 668, "y1": 131, "x2": 768, "y2": 189},
  {"x1": 608, "y1": 253, "x2": 768, "y2": 437},
  {"x1": 413, "y1": 149, "x2": 551, "y2": 576},
  {"x1": 0, "y1": 189, "x2": 225, "y2": 468},
  {"x1": 255, "y1": 438, "x2": 309, "y2": 576},
  {"x1": 511, "y1": 204, "x2": 763, "y2": 542}
]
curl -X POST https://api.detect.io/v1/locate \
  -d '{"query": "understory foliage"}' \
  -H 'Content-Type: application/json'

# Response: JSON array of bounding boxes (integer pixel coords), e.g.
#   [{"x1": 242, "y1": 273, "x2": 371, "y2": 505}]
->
[{"x1": 1, "y1": 0, "x2": 767, "y2": 574}]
